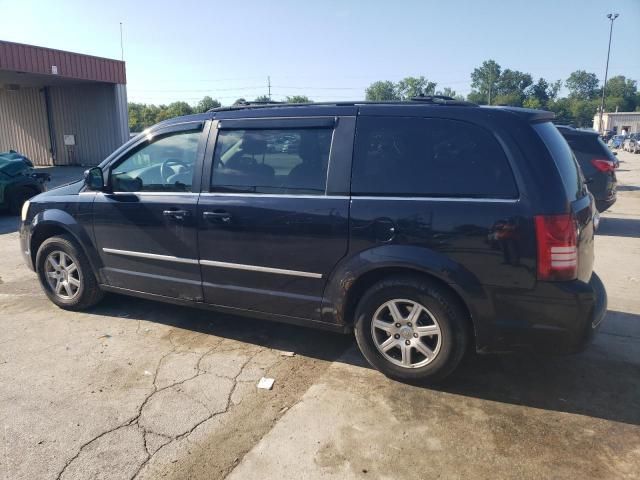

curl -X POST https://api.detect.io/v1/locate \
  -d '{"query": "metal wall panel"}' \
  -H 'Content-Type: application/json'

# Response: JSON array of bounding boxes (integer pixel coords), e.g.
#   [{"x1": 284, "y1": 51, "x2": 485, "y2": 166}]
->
[
  {"x1": 0, "y1": 87, "x2": 52, "y2": 165},
  {"x1": 0, "y1": 40, "x2": 126, "y2": 84},
  {"x1": 48, "y1": 84, "x2": 127, "y2": 165}
]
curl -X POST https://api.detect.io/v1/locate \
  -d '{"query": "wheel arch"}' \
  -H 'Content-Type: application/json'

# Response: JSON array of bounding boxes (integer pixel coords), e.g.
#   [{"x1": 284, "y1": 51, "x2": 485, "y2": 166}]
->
[
  {"x1": 322, "y1": 245, "x2": 485, "y2": 344},
  {"x1": 343, "y1": 267, "x2": 476, "y2": 344},
  {"x1": 29, "y1": 211, "x2": 104, "y2": 282}
]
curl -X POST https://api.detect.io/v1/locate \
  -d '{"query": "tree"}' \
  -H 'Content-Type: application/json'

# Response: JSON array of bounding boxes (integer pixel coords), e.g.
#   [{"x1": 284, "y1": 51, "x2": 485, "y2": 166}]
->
[
  {"x1": 547, "y1": 98, "x2": 573, "y2": 124},
  {"x1": 233, "y1": 98, "x2": 247, "y2": 105},
  {"x1": 195, "y1": 96, "x2": 221, "y2": 113},
  {"x1": 522, "y1": 97, "x2": 542, "y2": 109},
  {"x1": 365, "y1": 81, "x2": 399, "y2": 101},
  {"x1": 470, "y1": 59, "x2": 501, "y2": 105},
  {"x1": 435, "y1": 87, "x2": 461, "y2": 99},
  {"x1": 254, "y1": 95, "x2": 272, "y2": 102},
  {"x1": 565, "y1": 70, "x2": 599, "y2": 100},
  {"x1": 603, "y1": 76, "x2": 638, "y2": 112},
  {"x1": 285, "y1": 95, "x2": 311, "y2": 103},
  {"x1": 396, "y1": 76, "x2": 436, "y2": 100},
  {"x1": 128, "y1": 102, "x2": 145, "y2": 132}
]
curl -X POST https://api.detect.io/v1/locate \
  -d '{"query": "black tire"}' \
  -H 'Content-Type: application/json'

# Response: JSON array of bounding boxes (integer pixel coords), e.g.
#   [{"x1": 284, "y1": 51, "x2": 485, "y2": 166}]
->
[
  {"x1": 354, "y1": 275, "x2": 469, "y2": 383},
  {"x1": 35, "y1": 234, "x2": 104, "y2": 310},
  {"x1": 8, "y1": 186, "x2": 36, "y2": 215}
]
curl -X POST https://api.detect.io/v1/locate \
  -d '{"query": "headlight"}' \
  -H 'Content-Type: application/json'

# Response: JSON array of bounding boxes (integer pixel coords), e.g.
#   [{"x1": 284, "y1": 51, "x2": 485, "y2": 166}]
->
[{"x1": 21, "y1": 200, "x2": 31, "y2": 222}]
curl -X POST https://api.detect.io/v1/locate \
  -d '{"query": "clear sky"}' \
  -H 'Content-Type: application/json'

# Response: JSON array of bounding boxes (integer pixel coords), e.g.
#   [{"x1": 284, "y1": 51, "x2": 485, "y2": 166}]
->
[{"x1": 1, "y1": 0, "x2": 639, "y2": 105}]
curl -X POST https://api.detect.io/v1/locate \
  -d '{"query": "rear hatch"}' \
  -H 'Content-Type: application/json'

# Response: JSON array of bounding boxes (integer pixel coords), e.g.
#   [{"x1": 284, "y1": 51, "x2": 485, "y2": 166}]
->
[
  {"x1": 560, "y1": 131, "x2": 617, "y2": 203},
  {"x1": 532, "y1": 122, "x2": 595, "y2": 283}
]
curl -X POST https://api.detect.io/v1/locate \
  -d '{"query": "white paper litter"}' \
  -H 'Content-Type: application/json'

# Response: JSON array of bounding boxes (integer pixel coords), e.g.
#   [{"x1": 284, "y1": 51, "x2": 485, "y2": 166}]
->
[
  {"x1": 257, "y1": 377, "x2": 275, "y2": 390},
  {"x1": 279, "y1": 351, "x2": 295, "y2": 357},
  {"x1": 143, "y1": 370, "x2": 153, "y2": 376}
]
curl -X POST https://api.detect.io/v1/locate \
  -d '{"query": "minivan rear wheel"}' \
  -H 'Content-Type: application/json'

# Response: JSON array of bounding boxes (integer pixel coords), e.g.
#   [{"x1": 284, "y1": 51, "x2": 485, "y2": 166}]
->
[
  {"x1": 354, "y1": 276, "x2": 469, "y2": 382},
  {"x1": 36, "y1": 234, "x2": 104, "y2": 310}
]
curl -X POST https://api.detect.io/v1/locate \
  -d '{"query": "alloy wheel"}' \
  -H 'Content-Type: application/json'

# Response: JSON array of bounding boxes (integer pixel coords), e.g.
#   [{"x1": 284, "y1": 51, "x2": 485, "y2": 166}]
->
[
  {"x1": 371, "y1": 299, "x2": 442, "y2": 368},
  {"x1": 44, "y1": 250, "x2": 81, "y2": 300}
]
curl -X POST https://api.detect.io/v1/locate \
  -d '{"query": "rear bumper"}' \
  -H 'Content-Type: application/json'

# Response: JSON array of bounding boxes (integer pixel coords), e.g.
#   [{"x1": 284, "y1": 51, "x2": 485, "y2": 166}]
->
[
  {"x1": 478, "y1": 272, "x2": 607, "y2": 354},
  {"x1": 595, "y1": 196, "x2": 616, "y2": 213}
]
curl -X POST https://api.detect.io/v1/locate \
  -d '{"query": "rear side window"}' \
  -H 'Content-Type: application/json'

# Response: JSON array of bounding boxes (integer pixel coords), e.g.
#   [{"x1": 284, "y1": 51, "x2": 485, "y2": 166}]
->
[
  {"x1": 351, "y1": 117, "x2": 518, "y2": 198},
  {"x1": 211, "y1": 128, "x2": 332, "y2": 195},
  {"x1": 534, "y1": 123, "x2": 583, "y2": 200}
]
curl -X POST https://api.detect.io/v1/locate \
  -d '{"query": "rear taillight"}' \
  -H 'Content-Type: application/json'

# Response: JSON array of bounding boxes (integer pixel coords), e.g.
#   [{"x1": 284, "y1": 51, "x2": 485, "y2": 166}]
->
[
  {"x1": 591, "y1": 158, "x2": 616, "y2": 172},
  {"x1": 535, "y1": 214, "x2": 578, "y2": 281}
]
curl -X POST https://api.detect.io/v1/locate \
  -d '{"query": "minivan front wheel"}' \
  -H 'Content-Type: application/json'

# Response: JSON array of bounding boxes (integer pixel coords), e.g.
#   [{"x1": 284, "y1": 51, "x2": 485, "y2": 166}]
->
[
  {"x1": 36, "y1": 235, "x2": 104, "y2": 310},
  {"x1": 354, "y1": 276, "x2": 469, "y2": 382}
]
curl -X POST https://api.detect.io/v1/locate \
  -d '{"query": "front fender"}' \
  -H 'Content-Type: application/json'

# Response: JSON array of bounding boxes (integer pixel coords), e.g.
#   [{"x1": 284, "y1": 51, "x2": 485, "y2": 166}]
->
[
  {"x1": 28, "y1": 207, "x2": 104, "y2": 282},
  {"x1": 321, "y1": 244, "x2": 490, "y2": 335}
]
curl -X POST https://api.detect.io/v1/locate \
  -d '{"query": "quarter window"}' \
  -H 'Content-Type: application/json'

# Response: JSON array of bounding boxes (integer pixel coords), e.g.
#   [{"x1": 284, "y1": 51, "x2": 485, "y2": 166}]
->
[
  {"x1": 351, "y1": 117, "x2": 518, "y2": 198},
  {"x1": 111, "y1": 129, "x2": 201, "y2": 192},
  {"x1": 211, "y1": 128, "x2": 332, "y2": 195}
]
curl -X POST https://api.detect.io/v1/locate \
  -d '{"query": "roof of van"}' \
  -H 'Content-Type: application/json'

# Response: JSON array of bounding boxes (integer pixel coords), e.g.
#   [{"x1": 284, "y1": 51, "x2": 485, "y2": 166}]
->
[{"x1": 153, "y1": 99, "x2": 555, "y2": 129}]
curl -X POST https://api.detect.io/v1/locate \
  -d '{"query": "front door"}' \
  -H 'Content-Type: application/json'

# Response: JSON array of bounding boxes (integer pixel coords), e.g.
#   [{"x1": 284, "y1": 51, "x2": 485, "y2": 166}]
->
[
  {"x1": 197, "y1": 117, "x2": 354, "y2": 320},
  {"x1": 92, "y1": 122, "x2": 208, "y2": 300}
]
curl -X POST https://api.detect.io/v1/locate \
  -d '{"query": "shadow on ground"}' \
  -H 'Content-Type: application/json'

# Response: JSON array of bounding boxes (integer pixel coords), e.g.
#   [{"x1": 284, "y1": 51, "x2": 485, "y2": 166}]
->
[
  {"x1": 86, "y1": 294, "x2": 640, "y2": 427},
  {"x1": 0, "y1": 214, "x2": 19, "y2": 234},
  {"x1": 616, "y1": 184, "x2": 640, "y2": 192},
  {"x1": 597, "y1": 216, "x2": 640, "y2": 238}
]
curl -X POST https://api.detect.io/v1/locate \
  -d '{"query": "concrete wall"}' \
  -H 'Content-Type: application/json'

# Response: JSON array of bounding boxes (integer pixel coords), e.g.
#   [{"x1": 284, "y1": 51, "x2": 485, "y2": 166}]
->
[
  {"x1": 0, "y1": 88, "x2": 52, "y2": 165},
  {"x1": 593, "y1": 113, "x2": 640, "y2": 134}
]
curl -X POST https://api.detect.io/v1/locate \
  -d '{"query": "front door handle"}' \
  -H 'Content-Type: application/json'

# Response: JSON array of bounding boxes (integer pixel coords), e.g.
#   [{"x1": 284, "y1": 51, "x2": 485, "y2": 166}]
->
[
  {"x1": 203, "y1": 211, "x2": 232, "y2": 223},
  {"x1": 163, "y1": 209, "x2": 191, "y2": 221}
]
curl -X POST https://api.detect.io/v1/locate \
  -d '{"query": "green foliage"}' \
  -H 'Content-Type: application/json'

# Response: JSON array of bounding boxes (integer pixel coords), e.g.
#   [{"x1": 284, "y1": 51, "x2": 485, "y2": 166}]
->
[
  {"x1": 435, "y1": 87, "x2": 463, "y2": 99},
  {"x1": 254, "y1": 95, "x2": 272, "y2": 102},
  {"x1": 195, "y1": 96, "x2": 221, "y2": 113},
  {"x1": 233, "y1": 98, "x2": 247, "y2": 105},
  {"x1": 470, "y1": 59, "x2": 501, "y2": 104},
  {"x1": 365, "y1": 81, "x2": 399, "y2": 101},
  {"x1": 522, "y1": 97, "x2": 542, "y2": 109},
  {"x1": 396, "y1": 76, "x2": 437, "y2": 100},
  {"x1": 285, "y1": 95, "x2": 312, "y2": 103},
  {"x1": 565, "y1": 70, "x2": 599, "y2": 100}
]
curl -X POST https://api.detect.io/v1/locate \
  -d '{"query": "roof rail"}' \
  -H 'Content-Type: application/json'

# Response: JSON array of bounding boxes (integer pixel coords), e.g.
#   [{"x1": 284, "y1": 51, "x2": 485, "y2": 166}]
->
[
  {"x1": 410, "y1": 95, "x2": 476, "y2": 106},
  {"x1": 207, "y1": 98, "x2": 477, "y2": 113}
]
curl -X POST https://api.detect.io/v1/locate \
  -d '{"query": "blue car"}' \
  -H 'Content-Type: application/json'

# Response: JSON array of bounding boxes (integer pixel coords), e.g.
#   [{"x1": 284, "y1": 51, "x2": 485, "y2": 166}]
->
[{"x1": 608, "y1": 135, "x2": 625, "y2": 149}]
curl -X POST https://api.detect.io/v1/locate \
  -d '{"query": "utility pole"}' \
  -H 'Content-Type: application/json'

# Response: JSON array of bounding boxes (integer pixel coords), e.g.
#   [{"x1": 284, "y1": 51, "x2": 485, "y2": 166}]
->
[
  {"x1": 119, "y1": 22, "x2": 124, "y2": 61},
  {"x1": 599, "y1": 13, "x2": 619, "y2": 134},
  {"x1": 267, "y1": 76, "x2": 271, "y2": 100}
]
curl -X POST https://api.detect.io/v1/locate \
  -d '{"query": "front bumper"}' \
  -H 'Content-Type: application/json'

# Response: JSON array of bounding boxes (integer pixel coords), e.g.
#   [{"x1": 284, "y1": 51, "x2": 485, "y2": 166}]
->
[
  {"x1": 480, "y1": 272, "x2": 607, "y2": 354},
  {"x1": 19, "y1": 220, "x2": 35, "y2": 271}
]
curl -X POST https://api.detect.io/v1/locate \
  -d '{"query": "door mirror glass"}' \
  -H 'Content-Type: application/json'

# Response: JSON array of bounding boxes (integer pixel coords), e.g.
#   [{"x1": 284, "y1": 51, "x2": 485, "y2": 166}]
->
[{"x1": 84, "y1": 167, "x2": 104, "y2": 190}]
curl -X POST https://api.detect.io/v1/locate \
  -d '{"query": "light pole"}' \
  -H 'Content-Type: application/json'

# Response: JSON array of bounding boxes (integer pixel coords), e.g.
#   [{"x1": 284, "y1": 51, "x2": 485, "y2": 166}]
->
[{"x1": 598, "y1": 13, "x2": 619, "y2": 134}]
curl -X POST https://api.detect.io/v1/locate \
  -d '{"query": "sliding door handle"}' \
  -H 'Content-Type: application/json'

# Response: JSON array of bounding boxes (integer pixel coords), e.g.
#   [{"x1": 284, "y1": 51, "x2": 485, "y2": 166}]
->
[
  {"x1": 203, "y1": 211, "x2": 232, "y2": 223},
  {"x1": 162, "y1": 209, "x2": 191, "y2": 221}
]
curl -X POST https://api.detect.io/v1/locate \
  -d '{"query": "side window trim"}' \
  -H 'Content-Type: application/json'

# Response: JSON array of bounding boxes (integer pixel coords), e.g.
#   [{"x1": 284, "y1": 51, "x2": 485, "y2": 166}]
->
[{"x1": 105, "y1": 121, "x2": 206, "y2": 193}]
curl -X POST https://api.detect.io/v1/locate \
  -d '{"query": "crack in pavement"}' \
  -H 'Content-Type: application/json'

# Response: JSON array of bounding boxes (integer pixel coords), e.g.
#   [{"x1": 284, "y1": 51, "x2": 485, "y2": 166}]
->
[
  {"x1": 130, "y1": 348, "x2": 265, "y2": 480},
  {"x1": 54, "y1": 337, "x2": 264, "y2": 480}
]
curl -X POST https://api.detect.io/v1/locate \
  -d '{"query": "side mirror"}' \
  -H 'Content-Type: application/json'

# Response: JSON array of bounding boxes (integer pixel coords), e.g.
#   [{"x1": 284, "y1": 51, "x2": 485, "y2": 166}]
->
[{"x1": 84, "y1": 167, "x2": 105, "y2": 191}]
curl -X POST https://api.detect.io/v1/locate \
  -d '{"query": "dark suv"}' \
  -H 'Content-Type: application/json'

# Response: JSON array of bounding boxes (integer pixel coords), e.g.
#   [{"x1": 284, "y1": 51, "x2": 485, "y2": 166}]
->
[
  {"x1": 556, "y1": 126, "x2": 618, "y2": 212},
  {"x1": 19, "y1": 99, "x2": 607, "y2": 381}
]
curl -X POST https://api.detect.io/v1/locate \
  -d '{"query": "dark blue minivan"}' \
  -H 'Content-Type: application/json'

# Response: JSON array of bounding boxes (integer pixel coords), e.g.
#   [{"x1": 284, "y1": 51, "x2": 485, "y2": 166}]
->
[{"x1": 19, "y1": 98, "x2": 607, "y2": 381}]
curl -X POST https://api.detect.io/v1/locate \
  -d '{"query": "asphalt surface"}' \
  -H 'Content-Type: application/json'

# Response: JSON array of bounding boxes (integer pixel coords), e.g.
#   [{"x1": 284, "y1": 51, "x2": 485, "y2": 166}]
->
[{"x1": 0, "y1": 156, "x2": 639, "y2": 479}]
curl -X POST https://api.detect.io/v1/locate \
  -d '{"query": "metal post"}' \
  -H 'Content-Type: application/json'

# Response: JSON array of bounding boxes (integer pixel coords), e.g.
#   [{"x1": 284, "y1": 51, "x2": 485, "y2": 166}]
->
[
  {"x1": 120, "y1": 22, "x2": 124, "y2": 61},
  {"x1": 599, "y1": 13, "x2": 619, "y2": 134},
  {"x1": 268, "y1": 76, "x2": 271, "y2": 100}
]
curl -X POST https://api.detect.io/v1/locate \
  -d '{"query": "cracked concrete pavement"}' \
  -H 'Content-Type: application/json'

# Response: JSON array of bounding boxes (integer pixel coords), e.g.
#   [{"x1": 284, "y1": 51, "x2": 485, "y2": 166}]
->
[{"x1": 1, "y1": 154, "x2": 639, "y2": 479}]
